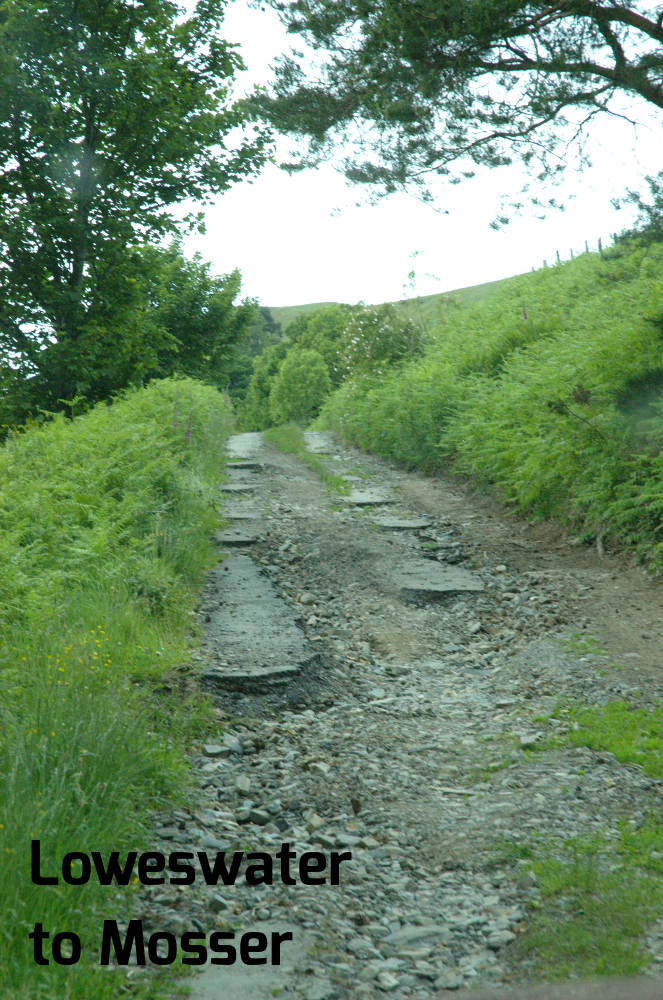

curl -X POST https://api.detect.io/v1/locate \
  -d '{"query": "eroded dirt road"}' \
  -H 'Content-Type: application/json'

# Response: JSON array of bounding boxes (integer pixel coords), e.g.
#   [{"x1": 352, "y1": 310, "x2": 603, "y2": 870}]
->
[{"x1": 138, "y1": 431, "x2": 663, "y2": 1000}]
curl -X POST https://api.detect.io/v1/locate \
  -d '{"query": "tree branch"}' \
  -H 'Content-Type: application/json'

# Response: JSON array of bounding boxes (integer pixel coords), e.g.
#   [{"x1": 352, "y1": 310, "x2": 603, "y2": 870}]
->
[{"x1": 583, "y1": 2, "x2": 663, "y2": 45}]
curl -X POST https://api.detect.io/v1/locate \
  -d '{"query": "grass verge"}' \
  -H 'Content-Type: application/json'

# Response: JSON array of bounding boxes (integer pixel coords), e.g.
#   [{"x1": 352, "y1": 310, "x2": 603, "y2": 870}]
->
[
  {"x1": 264, "y1": 424, "x2": 351, "y2": 494},
  {"x1": 0, "y1": 376, "x2": 231, "y2": 999},
  {"x1": 511, "y1": 692, "x2": 663, "y2": 979},
  {"x1": 549, "y1": 699, "x2": 663, "y2": 777},
  {"x1": 515, "y1": 831, "x2": 663, "y2": 979}
]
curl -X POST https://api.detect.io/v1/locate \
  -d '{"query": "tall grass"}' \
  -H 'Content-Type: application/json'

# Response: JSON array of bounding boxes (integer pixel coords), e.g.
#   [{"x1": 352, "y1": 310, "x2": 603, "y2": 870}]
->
[
  {"x1": 318, "y1": 241, "x2": 663, "y2": 566},
  {"x1": 0, "y1": 377, "x2": 231, "y2": 998}
]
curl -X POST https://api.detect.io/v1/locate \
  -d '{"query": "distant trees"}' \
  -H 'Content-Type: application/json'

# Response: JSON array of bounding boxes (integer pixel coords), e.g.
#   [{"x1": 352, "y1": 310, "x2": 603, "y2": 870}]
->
[
  {"x1": 269, "y1": 348, "x2": 331, "y2": 424},
  {"x1": 338, "y1": 305, "x2": 424, "y2": 379},
  {"x1": 239, "y1": 302, "x2": 426, "y2": 429},
  {"x1": 240, "y1": 341, "x2": 290, "y2": 431},
  {"x1": 0, "y1": 0, "x2": 266, "y2": 419},
  {"x1": 285, "y1": 304, "x2": 354, "y2": 385},
  {"x1": 226, "y1": 308, "x2": 284, "y2": 402}
]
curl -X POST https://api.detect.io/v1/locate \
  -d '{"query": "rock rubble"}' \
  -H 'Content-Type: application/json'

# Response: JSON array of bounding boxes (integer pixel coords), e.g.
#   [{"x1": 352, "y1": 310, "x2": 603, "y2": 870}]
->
[{"x1": 125, "y1": 431, "x2": 663, "y2": 1000}]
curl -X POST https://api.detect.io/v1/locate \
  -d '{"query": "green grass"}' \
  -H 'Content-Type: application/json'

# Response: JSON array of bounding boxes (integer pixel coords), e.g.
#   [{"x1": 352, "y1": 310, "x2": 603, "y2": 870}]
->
[
  {"x1": 0, "y1": 377, "x2": 231, "y2": 999},
  {"x1": 267, "y1": 301, "x2": 340, "y2": 331},
  {"x1": 389, "y1": 275, "x2": 517, "y2": 331},
  {"x1": 516, "y1": 832, "x2": 663, "y2": 979},
  {"x1": 267, "y1": 274, "x2": 511, "y2": 335},
  {"x1": 509, "y1": 690, "x2": 663, "y2": 979},
  {"x1": 549, "y1": 699, "x2": 663, "y2": 778},
  {"x1": 317, "y1": 239, "x2": 663, "y2": 569},
  {"x1": 563, "y1": 633, "x2": 609, "y2": 657},
  {"x1": 264, "y1": 424, "x2": 351, "y2": 494}
]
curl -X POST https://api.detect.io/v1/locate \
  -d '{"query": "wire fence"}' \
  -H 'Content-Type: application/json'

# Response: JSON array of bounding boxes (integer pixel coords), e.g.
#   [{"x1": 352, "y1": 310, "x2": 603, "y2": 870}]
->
[{"x1": 537, "y1": 235, "x2": 618, "y2": 269}]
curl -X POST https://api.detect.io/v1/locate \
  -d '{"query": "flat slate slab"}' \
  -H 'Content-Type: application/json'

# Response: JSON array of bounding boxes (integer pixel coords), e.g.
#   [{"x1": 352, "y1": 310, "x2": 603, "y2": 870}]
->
[
  {"x1": 390, "y1": 559, "x2": 484, "y2": 601},
  {"x1": 225, "y1": 432, "x2": 263, "y2": 460},
  {"x1": 371, "y1": 515, "x2": 432, "y2": 530},
  {"x1": 342, "y1": 488, "x2": 395, "y2": 506},
  {"x1": 226, "y1": 460, "x2": 262, "y2": 471},
  {"x1": 219, "y1": 482, "x2": 255, "y2": 494},
  {"x1": 222, "y1": 503, "x2": 263, "y2": 521},
  {"x1": 215, "y1": 527, "x2": 260, "y2": 547},
  {"x1": 200, "y1": 554, "x2": 315, "y2": 687}
]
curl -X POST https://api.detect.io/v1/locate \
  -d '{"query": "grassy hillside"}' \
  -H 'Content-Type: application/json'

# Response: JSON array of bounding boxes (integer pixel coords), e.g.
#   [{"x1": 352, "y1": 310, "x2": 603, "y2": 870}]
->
[
  {"x1": 0, "y1": 378, "x2": 231, "y2": 999},
  {"x1": 268, "y1": 301, "x2": 341, "y2": 331},
  {"x1": 267, "y1": 274, "x2": 516, "y2": 334},
  {"x1": 316, "y1": 240, "x2": 663, "y2": 568}
]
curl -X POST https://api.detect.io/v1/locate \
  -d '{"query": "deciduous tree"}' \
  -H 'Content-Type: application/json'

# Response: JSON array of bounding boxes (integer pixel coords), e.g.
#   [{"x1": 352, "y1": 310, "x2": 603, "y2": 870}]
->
[
  {"x1": 269, "y1": 347, "x2": 331, "y2": 424},
  {"x1": 0, "y1": 0, "x2": 266, "y2": 410}
]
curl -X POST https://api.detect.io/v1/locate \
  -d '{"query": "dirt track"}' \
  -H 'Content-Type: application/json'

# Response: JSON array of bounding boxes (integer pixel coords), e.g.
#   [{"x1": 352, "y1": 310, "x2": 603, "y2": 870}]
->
[{"x1": 141, "y1": 430, "x2": 663, "y2": 1000}]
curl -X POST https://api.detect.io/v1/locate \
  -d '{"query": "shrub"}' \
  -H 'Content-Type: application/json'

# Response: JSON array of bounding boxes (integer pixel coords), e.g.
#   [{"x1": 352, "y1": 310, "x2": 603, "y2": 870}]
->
[
  {"x1": 269, "y1": 348, "x2": 332, "y2": 425},
  {"x1": 338, "y1": 303, "x2": 424, "y2": 378}
]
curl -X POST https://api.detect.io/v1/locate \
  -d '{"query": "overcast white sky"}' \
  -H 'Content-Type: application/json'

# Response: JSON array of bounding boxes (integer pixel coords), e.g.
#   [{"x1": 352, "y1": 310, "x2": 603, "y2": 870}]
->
[{"x1": 182, "y1": 1, "x2": 663, "y2": 308}]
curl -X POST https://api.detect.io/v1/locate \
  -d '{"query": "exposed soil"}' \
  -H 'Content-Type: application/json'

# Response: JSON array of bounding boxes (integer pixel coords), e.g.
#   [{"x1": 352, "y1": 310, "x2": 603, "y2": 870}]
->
[{"x1": 396, "y1": 469, "x2": 663, "y2": 693}]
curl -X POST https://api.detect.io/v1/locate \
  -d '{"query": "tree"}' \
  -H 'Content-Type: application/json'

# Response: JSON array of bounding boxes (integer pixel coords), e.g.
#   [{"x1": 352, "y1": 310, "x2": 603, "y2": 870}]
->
[
  {"x1": 0, "y1": 0, "x2": 266, "y2": 411},
  {"x1": 254, "y1": 1, "x2": 663, "y2": 200},
  {"x1": 137, "y1": 244, "x2": 256, "y2": 385},
  {"x1": 286, "y1": 303, "x2": 354, "y2": 385},
  {"x1": 339, "y1": 305, "x2": 424, "y2": 379},
  {"x1": 615, "y1": 172, "x2": 663, "y2": 245},
  {"x1": 240, "y1": 340, "x2": 290, "y2": 430},
  {"x1": 226, "y1": 307, "x2": 284, "y2": 401},
  {"x1": 0, "y1": 243, "x2": 256, "y2": 424},
  {"x1": 269, "y1": 348, "x2": 331, "y2": 424}
]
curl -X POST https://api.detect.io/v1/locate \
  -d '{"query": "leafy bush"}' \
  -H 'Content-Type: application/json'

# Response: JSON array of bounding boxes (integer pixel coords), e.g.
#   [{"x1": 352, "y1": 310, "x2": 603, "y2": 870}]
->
[
  {"x1": 269, "y1": 348, "x2": 332, "y2": 424},
  {"x1": 240, "y1": 302, "x2": 427, "y2": 431},
  {"x1": 239, "y1": 340, "x2": 289, "y2": 430},
  {"x1": 286, "y1": 303, "x2": 354, "y2": 386},
  {"x1": 337, "y1": 303, "x2": 424, "y2": 378}
]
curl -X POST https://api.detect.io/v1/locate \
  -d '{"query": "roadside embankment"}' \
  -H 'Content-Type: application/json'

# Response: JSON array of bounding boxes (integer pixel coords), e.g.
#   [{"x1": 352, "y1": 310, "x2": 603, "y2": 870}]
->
[
  {"x1": 317, "y1": 240, "x2": 663, "y2": 569},
  {"x1": 0, "y1": 377, "x2": 231, "y2": 1000}
]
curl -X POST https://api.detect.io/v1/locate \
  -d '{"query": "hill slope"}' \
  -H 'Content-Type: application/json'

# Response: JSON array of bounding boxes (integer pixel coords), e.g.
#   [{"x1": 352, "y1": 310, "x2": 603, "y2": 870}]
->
[
  {"x1": 267, "y1": 273, "x2": 521, "y2": 333},
  {"x1": 317, "y1": 240, "x2": 663, "y2": 568}
]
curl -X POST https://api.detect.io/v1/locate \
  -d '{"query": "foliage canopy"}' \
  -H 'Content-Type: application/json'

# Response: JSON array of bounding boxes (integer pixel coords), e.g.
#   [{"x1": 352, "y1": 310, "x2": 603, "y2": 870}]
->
[
  {"x1": 255, "y1": 1, "x2": 663, "y2": 199},
  {"x1": 269, "y1": 347, "x2": 332, "y2": 424},
  {"x1": 286, "y1": 303, "x2": 354, "y2": 385},
  {"x1": 0, "y1": 0, "x2": 265, "y2": 413}
]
